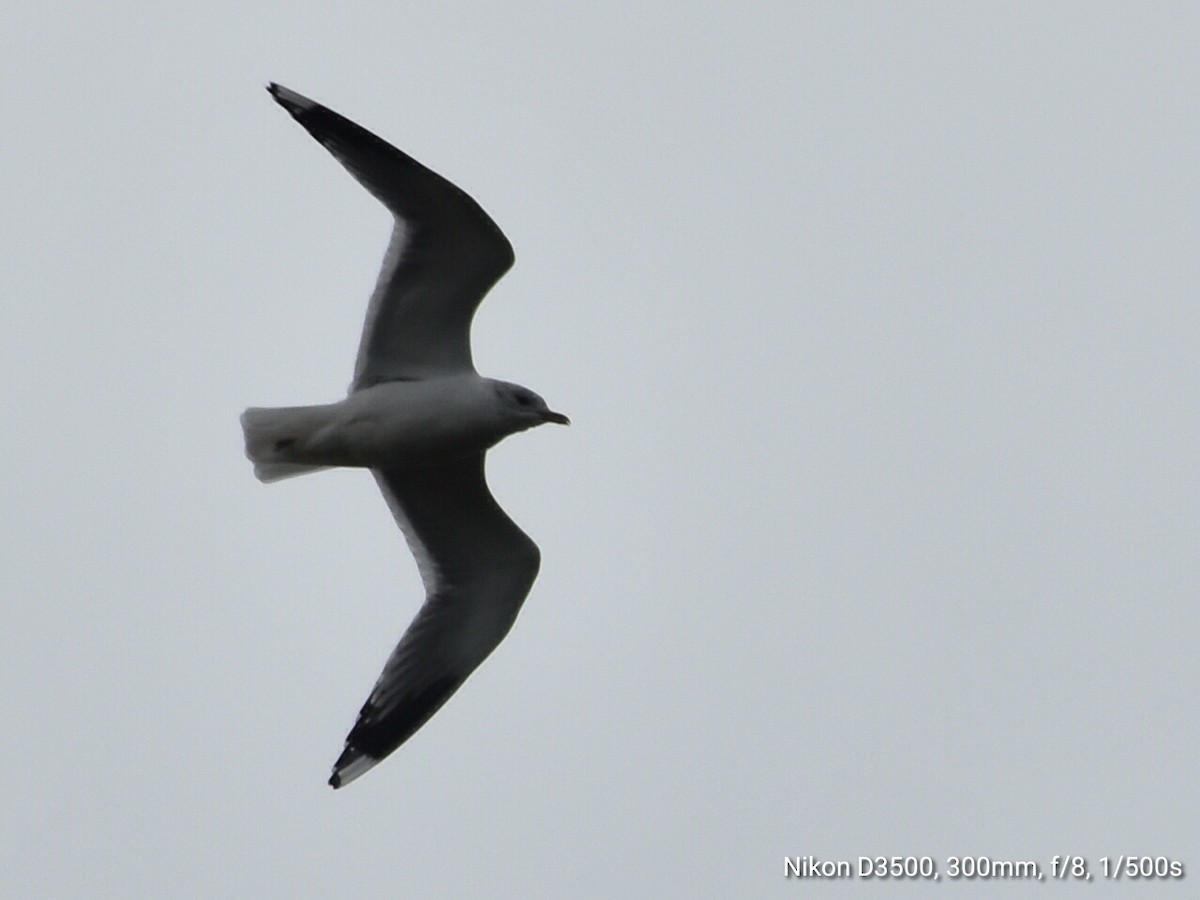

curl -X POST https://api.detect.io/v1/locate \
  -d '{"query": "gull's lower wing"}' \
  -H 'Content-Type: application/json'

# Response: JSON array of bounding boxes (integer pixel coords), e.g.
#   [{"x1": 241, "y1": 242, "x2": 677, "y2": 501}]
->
[
  {"x1": 329, "y1": 454, "x2": 540, "y2": 788},
  {"x1": 267, "y1": 84, "x2": 515, "y2": 387}
]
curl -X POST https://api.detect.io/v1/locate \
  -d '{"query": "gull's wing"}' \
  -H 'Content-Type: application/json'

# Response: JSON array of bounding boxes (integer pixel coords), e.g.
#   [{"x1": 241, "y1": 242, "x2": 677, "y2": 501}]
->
[
  {"x1": 329, "y1": 454, "x2": 540, "y2": 788},
  {"x1": 267, "y1": 83, "x2": 515, "y2": 387}
]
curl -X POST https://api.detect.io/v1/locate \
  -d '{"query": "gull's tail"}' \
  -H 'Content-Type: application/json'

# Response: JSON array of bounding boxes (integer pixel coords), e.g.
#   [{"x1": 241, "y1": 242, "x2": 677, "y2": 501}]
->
[{"x1": 240, "y1": 405, "x2": 333, "y2": 482}]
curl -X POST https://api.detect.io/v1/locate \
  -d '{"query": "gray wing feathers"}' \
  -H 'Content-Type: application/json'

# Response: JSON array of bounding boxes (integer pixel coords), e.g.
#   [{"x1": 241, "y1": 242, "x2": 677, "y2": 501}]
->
[
  {"x1": 328, "y1": 456, "x2": 539, "y2": 787},
  {"x1": 267, "y1": 83, "x2": 515, "y2": 388}
]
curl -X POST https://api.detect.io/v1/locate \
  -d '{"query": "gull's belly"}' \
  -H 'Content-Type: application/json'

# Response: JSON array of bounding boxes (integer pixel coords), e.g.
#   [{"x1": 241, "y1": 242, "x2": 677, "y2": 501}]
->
[
  {"x1": 309, "y1": 378, "x2": 501, "y2": 467},
  {"x1": 352, "y1": 406, "x2": 495, "y2": 461}
]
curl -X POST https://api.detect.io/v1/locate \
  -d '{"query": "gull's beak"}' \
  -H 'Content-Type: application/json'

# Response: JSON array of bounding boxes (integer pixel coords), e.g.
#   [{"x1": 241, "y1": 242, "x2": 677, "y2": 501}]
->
[{"x1": 542, "y1": 410, "x2": 571, "y2": 426}]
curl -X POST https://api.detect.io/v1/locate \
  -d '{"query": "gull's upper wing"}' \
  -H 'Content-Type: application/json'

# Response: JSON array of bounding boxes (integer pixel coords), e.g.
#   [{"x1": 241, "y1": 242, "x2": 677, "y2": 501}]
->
[
  {"x1": 267, "y1": 83, "x2": 515, "y2": 388},
  {"x1": 329, "y1": 455, "x2": 540, "y2": 788}
]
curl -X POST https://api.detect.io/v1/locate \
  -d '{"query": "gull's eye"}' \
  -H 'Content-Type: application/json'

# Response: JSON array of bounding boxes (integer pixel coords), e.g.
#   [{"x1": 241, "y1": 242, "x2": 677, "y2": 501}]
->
[{"x1": 515, "y1": 393, "x2": 534, "y2": 407}]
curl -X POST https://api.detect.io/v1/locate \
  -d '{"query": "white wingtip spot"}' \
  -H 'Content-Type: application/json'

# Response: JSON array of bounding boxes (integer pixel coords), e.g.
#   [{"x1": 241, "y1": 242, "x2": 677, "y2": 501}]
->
[{"x1": 329, "y1": 751, "x2": 380, "y2": 789}]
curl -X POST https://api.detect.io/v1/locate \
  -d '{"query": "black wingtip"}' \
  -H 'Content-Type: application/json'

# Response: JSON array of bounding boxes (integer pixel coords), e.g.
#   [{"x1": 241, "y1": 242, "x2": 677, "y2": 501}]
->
[
  {"x1": 328, "y1": 772, "x2": 343, "y2": 789},
  {"x1": 265, "y1": 82, "x2": 315, "y2": 118}
]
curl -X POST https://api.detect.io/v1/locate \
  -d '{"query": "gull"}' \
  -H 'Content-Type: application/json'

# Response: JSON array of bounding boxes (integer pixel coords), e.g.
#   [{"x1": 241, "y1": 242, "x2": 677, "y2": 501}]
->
[{"x1": 241, "y1": 84, "x2": 568, "y2": 789}]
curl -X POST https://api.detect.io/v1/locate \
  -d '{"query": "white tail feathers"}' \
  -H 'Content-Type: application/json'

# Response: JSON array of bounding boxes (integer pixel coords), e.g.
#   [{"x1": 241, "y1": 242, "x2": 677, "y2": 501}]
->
[{"x1": 240, "y1": 405, "x2": 333, "y2": 483}]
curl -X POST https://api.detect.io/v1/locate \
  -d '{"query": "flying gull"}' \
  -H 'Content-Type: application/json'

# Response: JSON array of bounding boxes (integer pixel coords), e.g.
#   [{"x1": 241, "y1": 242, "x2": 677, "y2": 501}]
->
[{"x1": 241, "y1": 83, "x2": 568, "y2": 789}]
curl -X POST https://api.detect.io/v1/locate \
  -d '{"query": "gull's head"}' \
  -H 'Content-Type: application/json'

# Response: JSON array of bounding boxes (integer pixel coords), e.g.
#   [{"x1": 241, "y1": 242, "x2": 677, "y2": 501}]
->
[{"x1": 493, "y1": 381, "x2": 570, "y2": 431}]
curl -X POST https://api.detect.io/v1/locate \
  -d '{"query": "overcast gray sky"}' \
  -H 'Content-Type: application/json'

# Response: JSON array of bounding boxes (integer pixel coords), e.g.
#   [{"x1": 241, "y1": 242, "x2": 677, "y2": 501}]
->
[{"x1": 2, "y1": 2, "x2": 1196, "y2": 896}]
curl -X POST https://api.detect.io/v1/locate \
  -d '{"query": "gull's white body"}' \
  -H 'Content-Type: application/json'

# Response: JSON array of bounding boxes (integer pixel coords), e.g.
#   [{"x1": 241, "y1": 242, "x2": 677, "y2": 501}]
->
[
  {"x1": 241, "y1": 84, "x2": 566, "y2": 789},
  {"x1": 244, "y1": 376, "x2": 535, "y2": 478}
]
